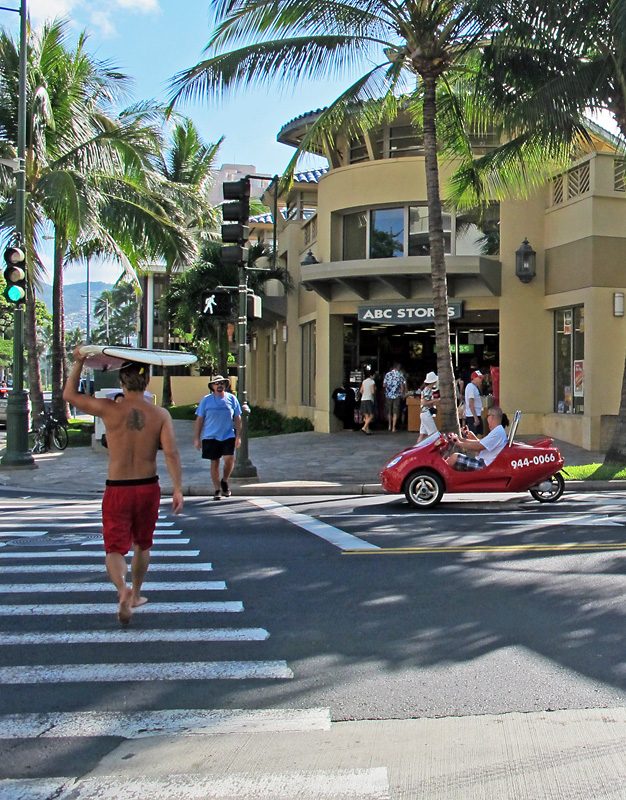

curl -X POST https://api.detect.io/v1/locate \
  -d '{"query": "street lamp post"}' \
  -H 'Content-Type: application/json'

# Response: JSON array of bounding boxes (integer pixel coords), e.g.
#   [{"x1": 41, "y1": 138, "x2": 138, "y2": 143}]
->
[{"x1": 0, "y1": 0, "x2": 35, "y2": 469}]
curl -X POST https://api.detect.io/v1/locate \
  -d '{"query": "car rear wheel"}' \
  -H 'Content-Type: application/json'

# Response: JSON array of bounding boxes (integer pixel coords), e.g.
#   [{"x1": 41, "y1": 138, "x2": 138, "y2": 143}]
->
[
  {"x1": 404, "y1": 470, "x2": 444, "y2": 509},
  {"x1": 529, "y1": 472, "x2": 565, "y2": 503}
]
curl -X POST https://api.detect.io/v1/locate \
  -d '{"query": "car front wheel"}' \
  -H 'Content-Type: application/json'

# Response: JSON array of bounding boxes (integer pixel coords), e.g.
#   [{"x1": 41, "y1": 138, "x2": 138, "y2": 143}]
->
[
  {"x1": 529, "y1": 472, "x2": 565, "y2": 503},
  {"x1": 404, "y1": 470, "x2": 445, "y2": 509}
]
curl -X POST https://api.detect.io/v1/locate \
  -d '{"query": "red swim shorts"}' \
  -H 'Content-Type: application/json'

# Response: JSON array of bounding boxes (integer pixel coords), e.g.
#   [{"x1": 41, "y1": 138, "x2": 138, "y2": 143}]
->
[{"x1": 102, "y1": 476, "x2": 161, "y2": 555}]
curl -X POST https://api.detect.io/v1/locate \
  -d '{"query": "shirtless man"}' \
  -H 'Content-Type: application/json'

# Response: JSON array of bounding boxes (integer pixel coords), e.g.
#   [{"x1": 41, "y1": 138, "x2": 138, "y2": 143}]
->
[{"x1": 64, "y1": 349, "x2": 184, "y2": 625}]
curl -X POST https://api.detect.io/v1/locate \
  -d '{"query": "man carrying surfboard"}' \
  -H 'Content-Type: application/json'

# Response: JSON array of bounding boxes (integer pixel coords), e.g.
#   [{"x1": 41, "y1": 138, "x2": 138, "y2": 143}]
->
[{"x1": 64, "y1": 348, "x2": 184, "y2": 625}]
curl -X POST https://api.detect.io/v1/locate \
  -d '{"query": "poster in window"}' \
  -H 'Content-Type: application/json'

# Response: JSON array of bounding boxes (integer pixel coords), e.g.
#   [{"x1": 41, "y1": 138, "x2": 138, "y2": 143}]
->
[
  {"x1": 574, "y1": 360, "x2": 584, "y2": 397},
  {"x1": 563, "y1": 309, "x2": 573, "y2": 335}
]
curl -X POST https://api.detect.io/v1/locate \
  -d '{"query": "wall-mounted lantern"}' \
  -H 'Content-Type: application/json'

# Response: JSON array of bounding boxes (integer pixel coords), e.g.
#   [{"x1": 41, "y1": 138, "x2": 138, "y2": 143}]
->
[
  {"x1": 301, "y1": 250, "x2": 318, "y2": 266},
  {"x1": 515, "y1": 238, "x2": 536, "y2": 283}
]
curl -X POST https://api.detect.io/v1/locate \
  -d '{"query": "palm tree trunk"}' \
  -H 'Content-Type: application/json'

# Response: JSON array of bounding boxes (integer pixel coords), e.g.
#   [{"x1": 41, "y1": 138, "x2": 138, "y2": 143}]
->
[
  {"x1": 422, "y1": 73, "x2": 458, "y2": 433},
  {"x1": 25, "y1": 281, "x2": 44, "y2": 420},
  {"x1": 51, "y1": 233, "x2": 68, "y2": 422}
]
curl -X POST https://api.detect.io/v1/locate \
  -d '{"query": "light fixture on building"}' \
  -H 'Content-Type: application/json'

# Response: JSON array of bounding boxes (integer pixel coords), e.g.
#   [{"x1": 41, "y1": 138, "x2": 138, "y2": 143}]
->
[
  {"x1": 614, "y1": 292, "x2": 625, "y2": 317},
  {"x1": 301, "y1": 250, "x2": 318, "y2": 266},
  {"x1": 282, "y1": 324, "x2": 288, "y2": 342},
  {"x1": 515, "y1": 238, "x2": 536, "y2": 283}
]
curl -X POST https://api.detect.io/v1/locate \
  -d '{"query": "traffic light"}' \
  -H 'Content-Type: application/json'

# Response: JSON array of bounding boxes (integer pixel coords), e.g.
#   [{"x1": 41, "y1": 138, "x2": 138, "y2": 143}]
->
[
  {"x1": 2, "y1": 247, "x2": 26, "y2": 304},
  {"x1": 201, "y1": 289, "x2": 233, "y2": 319},
  {"x1": 221, "y1": 177, "x2": 250, "y2": 264}
]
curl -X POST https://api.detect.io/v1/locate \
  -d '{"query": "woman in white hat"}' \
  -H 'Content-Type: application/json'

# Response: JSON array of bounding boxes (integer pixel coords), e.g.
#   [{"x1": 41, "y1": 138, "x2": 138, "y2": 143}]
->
[{"x1": 417, "y1": 371, "x2": 439, "y2": 443}]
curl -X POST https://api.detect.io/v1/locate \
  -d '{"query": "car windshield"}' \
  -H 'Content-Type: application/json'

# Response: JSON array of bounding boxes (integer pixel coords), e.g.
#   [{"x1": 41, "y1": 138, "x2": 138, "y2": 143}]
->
[{"x1": 413, "y1": 432, "x2": 440, "y2": 449}]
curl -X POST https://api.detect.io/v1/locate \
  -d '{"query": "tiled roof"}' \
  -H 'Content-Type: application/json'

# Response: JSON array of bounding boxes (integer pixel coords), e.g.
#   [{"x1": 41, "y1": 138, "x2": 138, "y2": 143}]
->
[{"x1": 294, "y1": 167, "x2": 328, "y2": 183}]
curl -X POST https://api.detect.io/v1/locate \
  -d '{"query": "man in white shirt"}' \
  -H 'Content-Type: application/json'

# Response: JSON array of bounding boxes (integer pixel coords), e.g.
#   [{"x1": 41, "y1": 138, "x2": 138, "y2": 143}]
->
[
  {"x1": 464, "y1": 370, "x2": 484, "y2": 435},
  {"x1": 447, "y1": 406, "x2": 508, "y2": 471}
]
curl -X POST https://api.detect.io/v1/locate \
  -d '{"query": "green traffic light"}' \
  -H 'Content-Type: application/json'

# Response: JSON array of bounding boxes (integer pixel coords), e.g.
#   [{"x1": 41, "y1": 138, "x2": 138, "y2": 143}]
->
[{"x1": 6, "y1": 285, "x2": 24, "y2": 302}]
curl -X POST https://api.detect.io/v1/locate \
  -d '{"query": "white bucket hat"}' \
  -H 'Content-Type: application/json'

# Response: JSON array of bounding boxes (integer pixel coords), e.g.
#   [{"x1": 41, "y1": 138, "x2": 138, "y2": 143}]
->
[{"x1": 424, "y1": 371, "x2": 438, "y2": 385}]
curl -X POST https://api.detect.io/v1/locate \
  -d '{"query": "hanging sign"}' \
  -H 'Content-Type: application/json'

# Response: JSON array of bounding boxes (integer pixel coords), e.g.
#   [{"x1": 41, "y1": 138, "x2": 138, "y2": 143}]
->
[{"x1": 358, "y1": 302, "x2": 464, "y2": 325}]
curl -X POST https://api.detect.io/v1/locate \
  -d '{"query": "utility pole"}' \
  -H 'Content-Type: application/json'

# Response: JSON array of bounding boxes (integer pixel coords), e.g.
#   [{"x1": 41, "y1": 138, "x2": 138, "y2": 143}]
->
[
  {"x1": 221, "y1": 177, "x2": 257, "y2": 479},
  {"x1": 1, "y1": 0, "x2": 35, "y2": 469}
]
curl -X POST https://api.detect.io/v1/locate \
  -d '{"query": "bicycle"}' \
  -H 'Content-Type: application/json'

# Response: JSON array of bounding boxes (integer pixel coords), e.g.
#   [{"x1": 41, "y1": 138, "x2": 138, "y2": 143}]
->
[{"x1": 30, "y1": 411, "x2": 69, "y2": 454}]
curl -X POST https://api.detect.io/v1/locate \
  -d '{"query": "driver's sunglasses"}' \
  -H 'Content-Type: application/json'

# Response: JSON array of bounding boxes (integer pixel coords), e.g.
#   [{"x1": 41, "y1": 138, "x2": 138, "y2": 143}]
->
[{"x1": 216, "y1": 381, "x2": 228, "y2": 386}]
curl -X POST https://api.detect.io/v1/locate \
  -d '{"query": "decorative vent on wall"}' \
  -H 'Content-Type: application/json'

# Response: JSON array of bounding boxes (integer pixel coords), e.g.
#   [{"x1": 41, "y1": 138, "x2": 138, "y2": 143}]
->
[{"x1": 615, "y1": 158, "x2": 626, "y2": 192}]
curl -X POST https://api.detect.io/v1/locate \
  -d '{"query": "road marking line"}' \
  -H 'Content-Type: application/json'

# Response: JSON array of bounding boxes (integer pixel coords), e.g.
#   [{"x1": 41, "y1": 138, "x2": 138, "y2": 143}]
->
[
  {"x1": 0, "y1": 707, "x2": 329, "y2": 738},
  {"x1": 0, "y1": 628, "x2": 269, "y2": 645},
  {"x1": 0, "y1": 550, "x2": 200, "y2": 559},
  {"x1": 0, "y1": 660, "x2": 293, "y2": 683},
  {"x1": 0, "y1": 581, "x2": 226, "y2": 593},
  {"x1": 0, "y1": 521, "x2": 176, "y2": 528},
  {"x1": 0, "y1": 769, "x2": 389, "y2": 800},
  {"x1": 343, "y1": 541, "x2": 626, "y2": 555},
  {"x1": 0, "y1": 601, "x2": 243, "y2": 615},
  {"x1": 0, "y1": 778, "x2": 74, "y2": 800},
  {"x1": 0, "y1": 563, "x2": 212, "y2": 573},
  {"x1": 248, "y1": 498, "x2": 380, "y2": 551},
  {"x1": 80, "y1": 538, "x2": 189, "y2": 546}
]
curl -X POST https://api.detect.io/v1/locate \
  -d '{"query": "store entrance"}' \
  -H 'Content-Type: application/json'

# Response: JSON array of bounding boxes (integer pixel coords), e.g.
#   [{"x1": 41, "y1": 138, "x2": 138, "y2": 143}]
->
[{"x1": 344, "y1": 310, "x2": 499, "y2": 391}]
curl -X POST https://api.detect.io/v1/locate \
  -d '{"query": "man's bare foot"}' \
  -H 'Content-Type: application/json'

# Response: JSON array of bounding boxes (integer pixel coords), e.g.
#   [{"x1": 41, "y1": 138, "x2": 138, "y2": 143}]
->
[
  {"x1": 117, "y1": 586, "x2": 132, "y2": 625},
  {"x1": 131, "y1": 596, "x2": 148, "y2": 608}
]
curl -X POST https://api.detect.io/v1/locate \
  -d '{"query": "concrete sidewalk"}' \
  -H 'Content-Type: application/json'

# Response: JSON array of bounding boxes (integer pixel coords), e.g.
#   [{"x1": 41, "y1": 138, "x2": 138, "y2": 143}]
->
[{"x1": 0, "y1": 421, "x2": 617, "y2": 496}]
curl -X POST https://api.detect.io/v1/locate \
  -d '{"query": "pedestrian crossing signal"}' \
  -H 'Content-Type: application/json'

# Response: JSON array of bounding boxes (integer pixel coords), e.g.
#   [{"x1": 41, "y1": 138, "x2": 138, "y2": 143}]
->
[
  {"x1": 202, "y1": 289, "x2": 232, "y2": 319},
  {"x1": 3, "y1": 247, "x2": 26, "y2": 304}
]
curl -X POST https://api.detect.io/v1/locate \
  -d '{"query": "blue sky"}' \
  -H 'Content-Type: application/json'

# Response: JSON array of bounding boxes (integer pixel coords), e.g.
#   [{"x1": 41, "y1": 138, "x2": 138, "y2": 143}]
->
[{"x1": 18, "y1": 0, "x2": 348, "y2": 283}]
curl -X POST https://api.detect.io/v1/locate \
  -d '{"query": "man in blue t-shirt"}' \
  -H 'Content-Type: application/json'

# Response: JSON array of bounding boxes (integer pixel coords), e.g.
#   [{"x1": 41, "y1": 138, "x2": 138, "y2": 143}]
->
[{"x1": 193, "y1": 375, "x2": 242, "y2": 500}]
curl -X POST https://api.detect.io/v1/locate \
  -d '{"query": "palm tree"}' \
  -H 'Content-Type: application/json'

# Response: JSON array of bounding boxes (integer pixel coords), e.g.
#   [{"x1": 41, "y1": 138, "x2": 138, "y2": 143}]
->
[
  {"x1": 155, "y1": 119, "x2": 222, "y2": 407},
  {"x1": 163, "y1": 240, "x2": 293, "y2": 378},
  {"x1": 0, "y1": 21, "x2": 197, "y2": 421},
  {"x1": 448, "y1": 0, "x2": 626, "y2": 460},
  {"x1": 168, "y1": 0, "x2": 516, "y2": 430}
]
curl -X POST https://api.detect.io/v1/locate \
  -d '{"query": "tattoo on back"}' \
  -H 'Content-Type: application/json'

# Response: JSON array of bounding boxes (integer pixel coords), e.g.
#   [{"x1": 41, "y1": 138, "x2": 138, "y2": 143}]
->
[{"x1": 126, "y1": 409, "x2": 146, "y2": 431}]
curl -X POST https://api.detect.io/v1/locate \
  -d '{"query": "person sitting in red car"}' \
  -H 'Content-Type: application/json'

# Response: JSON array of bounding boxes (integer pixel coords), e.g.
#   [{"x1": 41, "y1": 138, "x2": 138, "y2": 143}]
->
[{"x1": 446, "y1": 406, "x2": 508, "y2": 471}]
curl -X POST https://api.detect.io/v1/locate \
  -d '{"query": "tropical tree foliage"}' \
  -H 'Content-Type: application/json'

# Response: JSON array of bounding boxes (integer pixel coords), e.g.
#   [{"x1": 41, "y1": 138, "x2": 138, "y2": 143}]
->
[
  {"x1": 0, "y1": 19, "x2": 197, "y2": 421},
  {"x1": 153, "y1": 118, "x2": 222, "y2": 406},
  {"x1": 92, "y1": 282, "x2": 138, "y2": 345},
  {"x1": 169, "y1": 0, "x2": 537, "y2": 428},
  {"x1": 162, "y1": 241, "x2": 293, "y2": 376}
]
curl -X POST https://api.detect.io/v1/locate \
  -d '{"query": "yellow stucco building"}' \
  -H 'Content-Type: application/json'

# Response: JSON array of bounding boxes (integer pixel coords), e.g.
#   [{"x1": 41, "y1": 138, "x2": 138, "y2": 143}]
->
[{"x1": 245, "y1": 112, "x2": 626, "y2": 451}]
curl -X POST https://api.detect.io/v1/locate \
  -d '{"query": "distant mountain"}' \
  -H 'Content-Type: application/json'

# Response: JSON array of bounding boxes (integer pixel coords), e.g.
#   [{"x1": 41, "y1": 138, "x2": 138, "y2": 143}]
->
[{"x1": 37, "y1": 282, "x2": 114, "y2": 332}]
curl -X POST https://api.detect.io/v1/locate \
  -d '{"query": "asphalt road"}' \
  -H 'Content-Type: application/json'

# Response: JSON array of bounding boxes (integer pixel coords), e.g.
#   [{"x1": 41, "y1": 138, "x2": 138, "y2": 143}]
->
[{"x1": 1, "y1": 488, "x2": 626, "y2": 784}]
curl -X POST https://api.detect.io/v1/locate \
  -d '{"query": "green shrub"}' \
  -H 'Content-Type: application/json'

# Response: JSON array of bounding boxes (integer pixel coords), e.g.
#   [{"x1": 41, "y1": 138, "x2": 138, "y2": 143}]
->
[
  {"x1": 248, "y1": 405, "x2": 284, "y2": 434},
  {"x1": 167, "y1": 403, "x2": 198, "y2": 420},
  {"x1": 282, "y1": 416, "x2": 314, "y2": 434},
  {"x1": 67, "y1": 420, "x2": 94, "y2": 447}
]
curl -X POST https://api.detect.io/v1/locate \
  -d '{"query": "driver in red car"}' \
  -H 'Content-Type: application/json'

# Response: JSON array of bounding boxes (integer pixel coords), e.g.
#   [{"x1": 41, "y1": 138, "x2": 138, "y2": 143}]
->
[{"x1": 446, "y1": 406, "x2": 508, "y2": 471}]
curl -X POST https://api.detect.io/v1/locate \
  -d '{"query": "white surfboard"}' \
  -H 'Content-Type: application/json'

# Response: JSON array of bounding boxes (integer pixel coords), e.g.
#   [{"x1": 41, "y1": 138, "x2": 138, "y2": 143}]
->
[{"x1": 78, "y1": 345, "x2": 198, "y2": 371}]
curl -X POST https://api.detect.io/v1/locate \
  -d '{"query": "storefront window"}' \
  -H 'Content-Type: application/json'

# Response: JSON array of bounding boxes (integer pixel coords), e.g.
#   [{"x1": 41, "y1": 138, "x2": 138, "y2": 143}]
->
[
  {"x1": 370, "y1": 208, "x2": 404, "y2": 258},
  {"x1": 343, "y1": 212, "x2": 367, "y2": 260},
  {"x1": 555, "y1": 307, "x2": 584, "y2": 414}
]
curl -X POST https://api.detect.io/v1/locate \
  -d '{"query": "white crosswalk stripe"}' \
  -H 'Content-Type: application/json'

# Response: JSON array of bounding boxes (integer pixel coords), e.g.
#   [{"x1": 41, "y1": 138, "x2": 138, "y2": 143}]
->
[
  {"x1": 0, "y1": 562, "x2": 212, "y2": 573},
  {"x1": 0, "y1": 770, "x2": 390, "y2": 800},
  {"x1": 0, "y1": 769, "x2": 390, "y2": 800},
  {"x1": 0, "y1": 550, "x2": 200, "y2": 558},
  {"x1": 0, "y1": 601, "x2": 244, "y2": 614},
  {"x1": 0, "y1": 495, "x2": 300, "y2": 777},
  {"x1": 0, "y1": 707, "x2": 330, "y2": 737},
  {"x1": 0, "y1": 581, "x2": 226, "y2": 593},
  {"x1": 0, "y1": 628, "x2": 269, "y2": 645},
  {"x1": 0, "y1": 660, "x2": 294, "y2": 683}
]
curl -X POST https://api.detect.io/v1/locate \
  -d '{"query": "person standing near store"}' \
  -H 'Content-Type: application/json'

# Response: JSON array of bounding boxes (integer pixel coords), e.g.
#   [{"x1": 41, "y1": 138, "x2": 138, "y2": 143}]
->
[
  {"x1": 193, "y1": 375, "x2": 242, "y2": 501},
  {"x1": 417, "y1": 371, "x2": 439, "y2": 443},
  {"x1": 464, "y1": 370, "x2": 484, "y2": 435},
  {"x1": 383, "y1": 363, "x2": 407, "y2": 432},
  {"x1": 359, "y1": 369, "x2": 376, "y2": 435}
]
